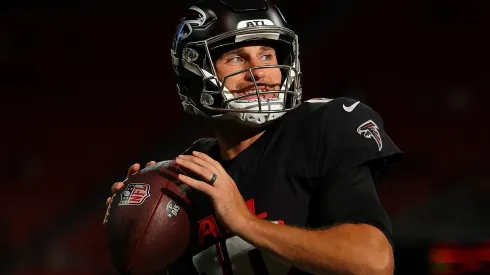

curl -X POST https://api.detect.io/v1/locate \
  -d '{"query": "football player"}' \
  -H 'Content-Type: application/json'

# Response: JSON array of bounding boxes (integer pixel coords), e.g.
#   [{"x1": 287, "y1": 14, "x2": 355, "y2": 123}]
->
[{"x1": 107, "y1": 0, "x2": 402, "y2": 274}]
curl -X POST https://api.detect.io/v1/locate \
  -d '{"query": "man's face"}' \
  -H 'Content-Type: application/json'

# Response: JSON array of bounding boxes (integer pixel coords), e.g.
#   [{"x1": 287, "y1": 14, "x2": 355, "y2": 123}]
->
[{"x1": 214, "y1": 45, "x2": 282, "y2": 100}]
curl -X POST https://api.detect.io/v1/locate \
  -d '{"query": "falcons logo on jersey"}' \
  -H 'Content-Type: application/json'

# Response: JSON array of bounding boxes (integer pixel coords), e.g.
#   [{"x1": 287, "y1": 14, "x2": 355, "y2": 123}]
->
[{"x1": 357, "y1": 120, "x2": 383, "y2": 151}]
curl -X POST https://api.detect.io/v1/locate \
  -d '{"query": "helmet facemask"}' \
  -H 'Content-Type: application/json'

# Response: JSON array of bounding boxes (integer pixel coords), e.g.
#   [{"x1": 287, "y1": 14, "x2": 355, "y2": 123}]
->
[{"x1": 179, "y1": 26, "x2": 302, "y2": 126}]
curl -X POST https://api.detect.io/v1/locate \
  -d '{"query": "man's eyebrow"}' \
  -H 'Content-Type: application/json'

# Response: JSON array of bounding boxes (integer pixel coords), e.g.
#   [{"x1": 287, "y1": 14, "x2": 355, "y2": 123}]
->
[
  {"x1": 222, "y1": 47, "x2": 244, "y2": 56},
  {"x1": 259, "y1": 46, "x2": 273, "y2": 52}
]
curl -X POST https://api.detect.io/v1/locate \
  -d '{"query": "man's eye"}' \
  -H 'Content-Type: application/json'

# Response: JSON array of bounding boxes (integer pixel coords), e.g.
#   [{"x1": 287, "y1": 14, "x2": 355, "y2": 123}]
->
[
  {"x1": 260, "y1": 54, "x2": 273, "y2": 61},
  {"x1": 228, "y1": 56, "x2": 243, "y2": 63}
]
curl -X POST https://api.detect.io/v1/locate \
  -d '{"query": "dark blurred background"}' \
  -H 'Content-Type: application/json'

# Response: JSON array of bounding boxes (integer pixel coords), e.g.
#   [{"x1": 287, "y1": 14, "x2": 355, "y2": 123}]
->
[{"x1": 1, "y1": 0, "x2": 489, "y2": 274}]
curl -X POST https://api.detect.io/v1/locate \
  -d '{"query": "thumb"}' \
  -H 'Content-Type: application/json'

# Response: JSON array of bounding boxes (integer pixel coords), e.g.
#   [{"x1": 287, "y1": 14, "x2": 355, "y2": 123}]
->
[
  {"x1": 146, "y1": 161, "x2": 157, "y2": 167},
  {"x1": 127, "y1": 163, "x2": 141, "y2": 179}
]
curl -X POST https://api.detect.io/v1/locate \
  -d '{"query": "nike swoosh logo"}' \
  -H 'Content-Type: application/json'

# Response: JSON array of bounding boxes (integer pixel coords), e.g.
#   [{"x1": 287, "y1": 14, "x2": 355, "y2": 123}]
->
[{"x1": 343, "y1": 101, "x2": 360, "y2": 112}]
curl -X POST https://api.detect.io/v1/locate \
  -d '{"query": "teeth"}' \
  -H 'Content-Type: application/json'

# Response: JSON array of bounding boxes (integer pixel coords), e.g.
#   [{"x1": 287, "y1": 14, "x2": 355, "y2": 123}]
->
[
  {"x1": 236, "y1": 90, "x2": 266, "y2": 97},
  {"x1": 236, "y1": 90, "x2": 263, "y2": 96}
]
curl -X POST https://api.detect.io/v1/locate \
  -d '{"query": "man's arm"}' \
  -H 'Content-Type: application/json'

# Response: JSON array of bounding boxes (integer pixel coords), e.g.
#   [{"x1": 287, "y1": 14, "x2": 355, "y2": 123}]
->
[
  {"x1": 175, "y1": 151, "x2": 396, "y2": 274},
  {"x1": 237, "y1": 164, "x2": 395, "y2": 275},
  {"x1": 239, "y1": 220, "x2": 393, "y2": 275}
]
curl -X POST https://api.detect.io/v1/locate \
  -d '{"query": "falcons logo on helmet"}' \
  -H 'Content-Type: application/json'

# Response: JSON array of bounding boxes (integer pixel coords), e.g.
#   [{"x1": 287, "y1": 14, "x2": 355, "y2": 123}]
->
[{"x1": 357, "y1": 120, "x2": 383, "y2": 151}]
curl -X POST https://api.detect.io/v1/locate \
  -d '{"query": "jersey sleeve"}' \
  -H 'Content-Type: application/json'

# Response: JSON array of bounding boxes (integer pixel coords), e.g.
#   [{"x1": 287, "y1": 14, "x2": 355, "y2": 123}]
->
[
  {"x1": 308, "y1": 164, "x2": 394, "y2": 247},
  {"x1": 317, "y1": 97, "x2": 402, "y2": 178},
  {"x1": 305, "y1": 98, "x2": 402, "y2": 246}
]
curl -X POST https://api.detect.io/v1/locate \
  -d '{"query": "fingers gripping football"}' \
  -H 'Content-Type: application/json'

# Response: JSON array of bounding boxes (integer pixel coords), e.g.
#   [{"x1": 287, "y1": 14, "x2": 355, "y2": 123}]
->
[
  {"x1": 174, "y1": 151, "x2": 255, "y2": 233},
  {"x1": 105, "y1": 161, "x2": 157, "y2": 208},
  {"x1": 175, "y1": 155, "x2": 218, "y2": 184}
]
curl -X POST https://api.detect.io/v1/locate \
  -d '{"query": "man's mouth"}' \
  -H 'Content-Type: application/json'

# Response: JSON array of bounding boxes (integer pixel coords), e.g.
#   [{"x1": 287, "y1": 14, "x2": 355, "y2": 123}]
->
[{"x1": 232, "y1": 87, "x2": 279, "y2": 100}]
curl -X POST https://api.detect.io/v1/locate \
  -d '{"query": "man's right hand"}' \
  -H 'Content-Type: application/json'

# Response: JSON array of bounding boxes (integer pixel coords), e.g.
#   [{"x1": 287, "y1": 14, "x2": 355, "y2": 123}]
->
[{"x1": 105, "y1": 161, "x2": 157, "y2": 207}]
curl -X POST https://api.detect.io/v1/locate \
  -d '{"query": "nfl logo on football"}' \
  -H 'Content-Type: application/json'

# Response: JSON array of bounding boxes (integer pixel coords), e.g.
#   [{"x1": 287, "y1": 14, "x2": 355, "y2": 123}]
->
[{"x1": 119, "y1": 183, "x2": 151, "y2": 206}]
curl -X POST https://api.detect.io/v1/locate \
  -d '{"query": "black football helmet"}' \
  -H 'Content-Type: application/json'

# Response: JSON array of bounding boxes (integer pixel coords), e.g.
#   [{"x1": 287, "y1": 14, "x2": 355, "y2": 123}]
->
[{"x1": 171, "y1": 0, "x2": 302, "y2": 126}]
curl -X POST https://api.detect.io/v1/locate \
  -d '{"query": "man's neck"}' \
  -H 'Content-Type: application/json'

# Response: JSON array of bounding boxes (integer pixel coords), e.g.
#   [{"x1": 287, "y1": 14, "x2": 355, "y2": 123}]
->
[{"x1": 212, "y1": 120, "x2": 266, "y2": 161}]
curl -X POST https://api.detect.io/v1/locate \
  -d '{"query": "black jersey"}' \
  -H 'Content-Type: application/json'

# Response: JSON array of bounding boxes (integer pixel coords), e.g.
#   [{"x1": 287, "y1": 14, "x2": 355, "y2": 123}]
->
[{"x1": 168, "y1": 97, "x2": 402, "y2": 275}]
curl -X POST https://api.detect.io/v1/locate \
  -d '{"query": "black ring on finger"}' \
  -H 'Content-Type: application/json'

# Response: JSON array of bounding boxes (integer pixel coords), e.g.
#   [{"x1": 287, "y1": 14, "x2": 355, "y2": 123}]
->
[{"x1": 208, "y1": 173, "x2": 217, "y2": 185}]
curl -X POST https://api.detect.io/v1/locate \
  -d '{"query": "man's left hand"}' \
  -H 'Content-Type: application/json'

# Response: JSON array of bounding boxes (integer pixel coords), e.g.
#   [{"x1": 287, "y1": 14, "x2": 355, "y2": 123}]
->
[{"x1": 175, "y1": 151, "x2": 256, "y2": 234}]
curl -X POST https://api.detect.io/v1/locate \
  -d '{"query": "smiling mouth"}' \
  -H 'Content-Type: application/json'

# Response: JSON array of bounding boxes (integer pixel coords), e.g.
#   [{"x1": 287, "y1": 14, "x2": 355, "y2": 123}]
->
[{"x1": 232, "y1": 87, "x2": 280, "y2": 100}]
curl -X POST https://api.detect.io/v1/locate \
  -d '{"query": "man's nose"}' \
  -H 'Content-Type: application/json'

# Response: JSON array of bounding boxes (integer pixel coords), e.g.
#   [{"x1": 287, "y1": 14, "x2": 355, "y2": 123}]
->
[{"x1": 245, "y1": 61, "x2": 266, "y2": 82}]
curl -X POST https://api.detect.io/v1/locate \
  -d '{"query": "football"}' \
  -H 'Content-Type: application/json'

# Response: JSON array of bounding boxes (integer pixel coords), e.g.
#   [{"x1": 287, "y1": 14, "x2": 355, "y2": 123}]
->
[{"x1": 104, "y1": 160, "x2": 192, "y2": 275}]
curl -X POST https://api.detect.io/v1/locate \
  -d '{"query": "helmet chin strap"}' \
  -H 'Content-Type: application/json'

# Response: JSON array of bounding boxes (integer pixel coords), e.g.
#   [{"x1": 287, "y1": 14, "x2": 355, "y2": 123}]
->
[
  {"x1": 227, "y1": 102, "x2": 286, "y2": 127},
  {"x1": 225, "y1": 95, "x2": 286, "y2": 127}
]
